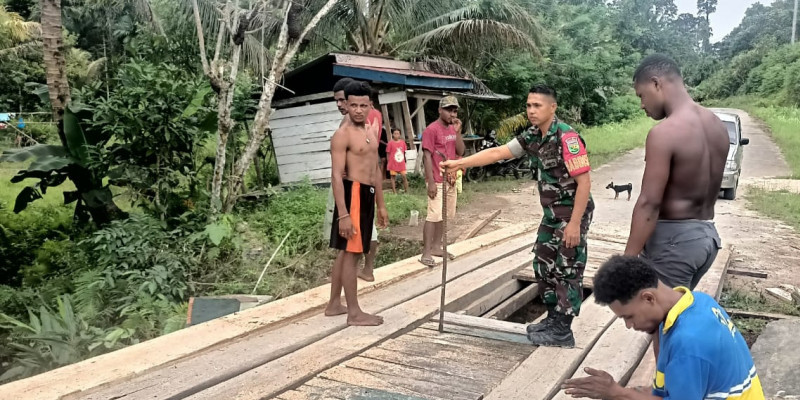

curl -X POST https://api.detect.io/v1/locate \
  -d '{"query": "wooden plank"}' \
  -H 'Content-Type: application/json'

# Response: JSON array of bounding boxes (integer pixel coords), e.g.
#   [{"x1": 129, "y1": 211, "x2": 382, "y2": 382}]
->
[
  {"x1": 484, "y1": 283, "x2": 540, "y2": 320},
  {"x1": 270, "y1": 111, "x2": 342, "y2": 130},
  {"x1": 277, "y1": 151, "x2": 330, "y2": 168},
  {"x1": 766, "y1": 288, "x2": 793, "y2": 303},
  {"x1": 626, "y1": 245, "x2": 733, "y2": 389},
  {"x1": 378, "y1": 91, "x2": 408, "y2": 105},
  {"x1": 359, "y1": 347, "x2": 508, "y2": 387},
  {"x1": 725, "y1": 308, "x2": 800, "y2": 321},
  {"x1": 13, "y1": 224, "x2": 535, "y2": 400},
  {"x1": 625, "y1": 342, "x2": 656, "y2": 388},
  {"x1": 726, "y1": 268, "x2": 768, "y2": 279},
  {"x1": 271, "y1": 120, "x2": 340, "y2": 140},
  {"x1": 275, "y1": 141, "x2": 332, "y2": 157},
  {"x1": 343, "y1": 356, "x2": 486, "y2": 397},
  {"x1": 551, "y1": 319, "x2": 651, "y2": 400},
  {"x1": 186, "y1": 253, "x2": 532, "y2": 400},
  {"x1": 280, "y1": 168, "x2": 331, "y2": 184},
  {"x1": 483, "y1": 295, "x2": 616, "y2": 400},
  {"x1": 457, "y1": 210, "x2": 502, "y2": 242},
  {"x1": 304, "y1": 377, "x2": 429, "y2": 400},
  {"x1": 409, "y1": 99, "x2": 428, "y2": 119},
  {"x1": 319, "y1": 365, "x2": 456, "y2": 400},
  {"x1": 402, "y1": 328, "x2": 532, "y2": 359},
  {"x1": 434, "y1": 312, "x2": 528, "y2": 336},
  {"x1": 379, "y1": 333, "x2": 530, "y2": 368},
  {"x1": 459, "y1": 279, "x2": 522, "y2": 316},
  {"x1": 278, "y1": 160, "x2": 329, "y2": 175},
  {"x1": 273, "y1": 92, "x2": 333, "y2": 108},
  {"x1": 272, "y1": 102, "x2": 339, "y2": 120},
  {"x1": 401, "y1": 101, "x2": 416, "y2": 152},
  {"x1": 314, "y1": 376, "x2": 443, "y2": 400},
  {"x1": 419, "y1": 321, "x2": 530, "y2": 345}
]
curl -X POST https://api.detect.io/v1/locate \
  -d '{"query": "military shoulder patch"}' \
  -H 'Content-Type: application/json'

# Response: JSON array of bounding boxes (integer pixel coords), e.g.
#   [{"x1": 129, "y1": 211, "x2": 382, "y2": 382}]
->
[{"x1": 565, "y1": 136, "x2": 580, "y2": 155}]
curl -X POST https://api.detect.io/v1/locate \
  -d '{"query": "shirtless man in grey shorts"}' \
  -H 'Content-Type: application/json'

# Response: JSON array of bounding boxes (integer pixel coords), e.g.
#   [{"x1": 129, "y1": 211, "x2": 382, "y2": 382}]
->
[{"x1": 624, "y1": 54, "x2": 728, "y2": 291}]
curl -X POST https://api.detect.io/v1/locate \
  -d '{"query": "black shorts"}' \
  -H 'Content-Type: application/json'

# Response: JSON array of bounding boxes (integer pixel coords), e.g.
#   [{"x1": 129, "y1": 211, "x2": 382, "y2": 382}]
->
[{"x1": 330, "y1": 179, "x2": 375, "y2": 254}]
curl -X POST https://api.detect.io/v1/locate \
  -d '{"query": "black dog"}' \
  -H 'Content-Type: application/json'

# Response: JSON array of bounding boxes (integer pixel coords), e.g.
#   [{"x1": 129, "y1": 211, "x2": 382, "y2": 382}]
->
[{"x1": 606, "y1": 182, "x2": 632, "y2": 201}]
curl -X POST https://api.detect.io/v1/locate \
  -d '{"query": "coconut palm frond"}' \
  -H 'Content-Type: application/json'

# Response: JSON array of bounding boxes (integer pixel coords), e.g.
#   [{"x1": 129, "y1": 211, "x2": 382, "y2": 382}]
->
[
  {"x1": 421, "y1": 55, "x2": 493, "y2": 95},
  {"x1": 242, "y1": 33, "x2": 273, "y2": 75},
  {"x1": 0, "y1": 40, "x2": 42, "y2": 57},
  {"x1": 496, "y1": 112, "x2": 529, "y2": 141},
  {"x1": 401, "y1": 19, "x2": 539, "y2": 57},
  {"x1": 86, "y1": 57, "x2": 107, "y2": 79},
  {"x1": 131, "y1": 0, "x2": 166, "y2": 36},
  {"x1": 1, "y1": 7, "x2": 41, "y2": 42}
]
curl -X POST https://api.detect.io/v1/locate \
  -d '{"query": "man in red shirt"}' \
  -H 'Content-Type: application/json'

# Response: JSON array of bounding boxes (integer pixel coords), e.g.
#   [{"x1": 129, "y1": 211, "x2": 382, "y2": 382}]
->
[{"x1": 419, "y1": 96, "x2": 465, "y2": 266}]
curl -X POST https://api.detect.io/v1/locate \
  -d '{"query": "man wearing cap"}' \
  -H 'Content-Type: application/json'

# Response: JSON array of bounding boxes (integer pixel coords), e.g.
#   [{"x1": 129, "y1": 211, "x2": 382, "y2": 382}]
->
[
  {"x1": 419, "y1": 96, "x2": 465, "y2": 266},
  {"x1": 442, "y1": 85, "x2": 594, "y2": 348}
]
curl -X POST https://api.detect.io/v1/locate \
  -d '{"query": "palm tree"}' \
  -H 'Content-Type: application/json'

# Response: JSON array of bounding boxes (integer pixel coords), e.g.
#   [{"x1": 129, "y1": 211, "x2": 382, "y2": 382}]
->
[
  {"x1": 314, "y1": 0, "x2": 541, "y2": 69},
  {"x1": 41, "y1": 0, "x2": 70, "y2": 124}
]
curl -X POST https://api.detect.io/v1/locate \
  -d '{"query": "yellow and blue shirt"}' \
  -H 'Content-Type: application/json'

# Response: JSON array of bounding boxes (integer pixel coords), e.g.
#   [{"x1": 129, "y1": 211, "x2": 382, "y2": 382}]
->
[{"x1": 653, "y1": 287, "x2": 765, "y2": 400}]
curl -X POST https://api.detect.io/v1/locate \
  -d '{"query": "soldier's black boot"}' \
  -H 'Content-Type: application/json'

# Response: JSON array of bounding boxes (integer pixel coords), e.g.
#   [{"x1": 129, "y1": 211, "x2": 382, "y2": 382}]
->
[
  {"x1": 527, "y1": 313, "x2": 575, "y2": 348},
  {"x1": 526, "y1": 305, "x2": 556, "y2": 334}
]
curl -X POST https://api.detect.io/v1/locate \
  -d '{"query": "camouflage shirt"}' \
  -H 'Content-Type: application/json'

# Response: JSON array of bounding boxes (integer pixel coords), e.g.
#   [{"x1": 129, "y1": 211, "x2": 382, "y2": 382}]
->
[{"x1": 509, "y1": 117, "x2": 594, "y2": 220}]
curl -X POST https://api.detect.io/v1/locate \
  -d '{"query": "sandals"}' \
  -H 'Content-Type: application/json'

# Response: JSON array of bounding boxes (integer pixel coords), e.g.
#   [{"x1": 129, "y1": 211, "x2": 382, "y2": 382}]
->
[{"x1": 419, "y1": 257, "x2": 437, "y2": 267}]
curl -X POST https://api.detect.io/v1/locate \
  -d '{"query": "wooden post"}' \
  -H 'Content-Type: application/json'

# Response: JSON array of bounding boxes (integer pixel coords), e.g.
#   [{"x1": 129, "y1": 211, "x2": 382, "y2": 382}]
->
[
  {"x1": 402, "y1": 100, "x2": 423, "y2": 174},
  {"x1": 401, "y1": 100, "x2": 416, "y2": 146},
  {"x1": 391, "y1": 103, "x2": 404, "y2": 139},
  {"x1": 380, "y1": 104, "x2": 391, "y2": 136}
]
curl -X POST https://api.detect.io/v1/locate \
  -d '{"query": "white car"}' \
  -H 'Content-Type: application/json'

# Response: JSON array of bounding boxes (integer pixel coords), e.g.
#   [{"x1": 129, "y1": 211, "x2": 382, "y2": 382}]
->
[{"x1": 713, "y1": 111, "x2": 749, "y2": 200}]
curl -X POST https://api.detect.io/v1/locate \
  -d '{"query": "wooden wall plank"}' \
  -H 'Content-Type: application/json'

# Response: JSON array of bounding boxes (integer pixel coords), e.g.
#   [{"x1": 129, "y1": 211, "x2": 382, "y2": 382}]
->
[{"x1": 272, "y1": 102, "x2": 339, "y2": 120}]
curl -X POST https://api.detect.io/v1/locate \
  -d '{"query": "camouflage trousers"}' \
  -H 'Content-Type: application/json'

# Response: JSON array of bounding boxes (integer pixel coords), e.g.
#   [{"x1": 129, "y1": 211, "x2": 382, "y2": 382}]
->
[{"x1": 532, "y1": 211, "x2": 592, "y2": 316}]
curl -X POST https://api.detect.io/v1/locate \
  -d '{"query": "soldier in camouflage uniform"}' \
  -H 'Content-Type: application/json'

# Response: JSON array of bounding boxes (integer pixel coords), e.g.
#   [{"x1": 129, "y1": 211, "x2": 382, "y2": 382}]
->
[{"x1": 441, "y1": 85, "x2": 594, "y2": 348}]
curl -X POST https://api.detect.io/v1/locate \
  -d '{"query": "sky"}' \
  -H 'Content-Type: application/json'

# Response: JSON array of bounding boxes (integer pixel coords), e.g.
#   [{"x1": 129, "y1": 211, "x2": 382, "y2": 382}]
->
[{"x1": 673, "y1": 0, "x2": 776, "y2": 42}]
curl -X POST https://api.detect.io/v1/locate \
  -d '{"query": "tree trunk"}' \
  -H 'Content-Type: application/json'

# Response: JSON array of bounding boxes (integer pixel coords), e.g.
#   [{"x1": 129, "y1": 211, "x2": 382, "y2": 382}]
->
[
  {"x1": 205, "y1": 2, "x2": 242, "y2": 215},
  {"x1": 40, "y1": 0, "x2": 69, "y2": 139},
  {"x1": 41, "y1": 0, "x2": 123, "y2": 224},
  {"x1": 221, "y1": 0, "x2": 341, "y2": 212}
]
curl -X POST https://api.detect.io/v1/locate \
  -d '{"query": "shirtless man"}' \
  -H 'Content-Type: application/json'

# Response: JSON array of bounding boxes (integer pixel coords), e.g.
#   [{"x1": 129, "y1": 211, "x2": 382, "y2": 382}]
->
[
  {"x1": 624, "y1": 54, "x2": 728, "y2": 290},
  {"x1": 325, "y1": 81, "x2": 388, "y2": 326},
  {"x1": 324, "y1": 77, "x2": 380, "y2": 282}
]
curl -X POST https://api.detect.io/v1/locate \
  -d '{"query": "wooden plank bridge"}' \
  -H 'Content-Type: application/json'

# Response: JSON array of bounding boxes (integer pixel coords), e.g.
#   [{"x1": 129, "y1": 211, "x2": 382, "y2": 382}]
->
[{"x1": 0, "y1": 224, "x2": 732, "y2": 400}]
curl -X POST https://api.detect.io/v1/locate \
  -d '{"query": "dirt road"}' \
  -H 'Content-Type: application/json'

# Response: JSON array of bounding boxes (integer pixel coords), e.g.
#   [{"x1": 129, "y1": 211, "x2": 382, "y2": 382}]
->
[{"x1": 414, "y1": 109, "x2": 800, "y2": 291}]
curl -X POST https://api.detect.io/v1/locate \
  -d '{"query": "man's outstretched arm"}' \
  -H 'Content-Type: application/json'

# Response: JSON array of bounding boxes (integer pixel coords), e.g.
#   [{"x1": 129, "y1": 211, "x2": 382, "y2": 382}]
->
[{"x1": 624, "y1": 126, "x2": 672, "y2": 256}]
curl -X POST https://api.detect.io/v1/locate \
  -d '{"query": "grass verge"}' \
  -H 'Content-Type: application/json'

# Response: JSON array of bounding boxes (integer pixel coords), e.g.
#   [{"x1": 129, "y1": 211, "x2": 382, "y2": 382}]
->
[
  {"x1": 745, "y1": 188, "x2": 800, "y2": 231},
  {"x1": 720, "y1": 287, "x2": 800, "y2": 347},
  {"x1": 704, "y1": 96, "x2": 800, "y2": 177},
  {"x1": 582, "y1": 116, "x2": 655, "y2": 168}
]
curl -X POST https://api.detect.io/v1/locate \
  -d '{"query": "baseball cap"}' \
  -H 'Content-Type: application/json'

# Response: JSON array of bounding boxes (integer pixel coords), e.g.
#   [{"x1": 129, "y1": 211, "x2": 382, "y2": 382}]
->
[{"x1": 439, "y1": 96, "x2": 459, "y2": 109}]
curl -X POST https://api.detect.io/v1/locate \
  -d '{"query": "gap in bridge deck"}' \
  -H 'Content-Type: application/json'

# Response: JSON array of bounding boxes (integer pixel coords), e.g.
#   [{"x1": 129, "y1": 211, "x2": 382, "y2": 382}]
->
[{"x1": 505, "y1": 288, "x2": 593, "y2": 324}]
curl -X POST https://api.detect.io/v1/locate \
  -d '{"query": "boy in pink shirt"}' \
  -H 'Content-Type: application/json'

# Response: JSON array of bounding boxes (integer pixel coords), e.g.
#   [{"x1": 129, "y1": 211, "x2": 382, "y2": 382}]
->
[{"x1": 386, "y1": 127, "x2": 409, "y2": 193}]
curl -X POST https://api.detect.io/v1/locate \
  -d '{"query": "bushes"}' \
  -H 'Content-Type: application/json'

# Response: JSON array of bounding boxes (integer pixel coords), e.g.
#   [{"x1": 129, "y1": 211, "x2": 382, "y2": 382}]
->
[{"x1": 248, "y1": 183, "x2": 327, "y2": 255}]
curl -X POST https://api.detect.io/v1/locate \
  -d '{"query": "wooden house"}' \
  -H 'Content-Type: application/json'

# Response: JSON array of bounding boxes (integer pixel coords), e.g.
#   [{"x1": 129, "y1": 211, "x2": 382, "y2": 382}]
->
[{"x1": 268, "y1": 52, "x2": 509, "y2": 185}]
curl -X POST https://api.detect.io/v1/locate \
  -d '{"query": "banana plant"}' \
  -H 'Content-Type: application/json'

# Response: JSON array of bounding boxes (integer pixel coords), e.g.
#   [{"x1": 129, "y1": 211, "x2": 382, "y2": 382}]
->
[{"x1": 0, "y1": 103, "x2": 122, "y2": 223}]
